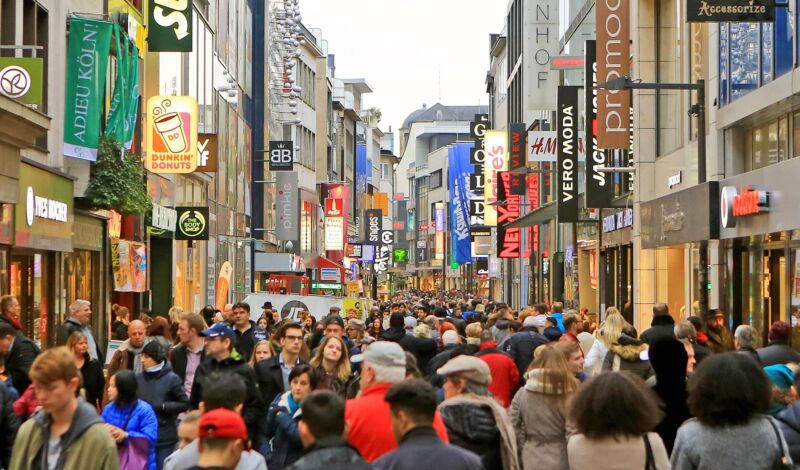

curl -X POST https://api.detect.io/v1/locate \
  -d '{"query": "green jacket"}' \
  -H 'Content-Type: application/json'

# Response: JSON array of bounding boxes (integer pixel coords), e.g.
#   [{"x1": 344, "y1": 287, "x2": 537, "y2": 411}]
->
[{"x1": 10, "y1": 399, "x2": 119, "y2": 470}]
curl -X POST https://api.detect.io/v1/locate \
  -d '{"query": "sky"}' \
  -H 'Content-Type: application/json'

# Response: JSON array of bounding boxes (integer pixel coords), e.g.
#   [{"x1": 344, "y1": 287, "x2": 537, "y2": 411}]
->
[{"x1": 300, "y1": 0, "x2": 509, "y2": 151}]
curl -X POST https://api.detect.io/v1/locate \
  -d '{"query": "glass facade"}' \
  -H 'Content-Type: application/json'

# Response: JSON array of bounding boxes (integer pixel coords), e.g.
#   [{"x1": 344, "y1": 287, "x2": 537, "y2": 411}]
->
[{"x1": 719, "y1": 7, "x2": 793, "y2": 106}]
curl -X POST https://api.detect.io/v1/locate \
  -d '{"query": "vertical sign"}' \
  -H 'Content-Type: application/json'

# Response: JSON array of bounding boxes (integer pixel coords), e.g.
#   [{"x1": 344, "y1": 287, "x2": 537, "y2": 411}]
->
[
  {"x1": 448, "y1": 143, "x2": 473, "y2": 264},
  {"x1": 365, "y1": 209, "x2": 382, "y2": 244},
  {"x1": 585, "y1": 40, "x2": 613, "y2": 208},
  {"x1": 434, "y1": 202, "x2": 445, "y2": 231},
  {"x1": 597, "y1": 0, "x2": 630, "y2": 149},
  {"x1": 526, "y1": 0, "x2": 560, "y2": 111},
  {"x1": 557, "y1": 86, "x2": 579, "y2": 222},
  {"x1": 483, "y1": 130, "x2": 508, "y2": 226},
  {"x1": 269, "y1": 141, "x2": 294, "y2": 171},
  {"x1": 469, "y1": 114, "x2": 489, "y2": 227},
  {"x1": 196, "y1": 134, "x2": 218, "y2": 172},
  {"x1": 148, "y1": 0, "x2": 193, "y2": 52},
  {"x1": 497, "y1": 171, "x2": 521, "y2": 258},
  {"x1": 508, "y1": 123, "x2": 527, "y2": 195},
  {"x1": 276, "y1": 171, "x2": 299, "y2": 243}
]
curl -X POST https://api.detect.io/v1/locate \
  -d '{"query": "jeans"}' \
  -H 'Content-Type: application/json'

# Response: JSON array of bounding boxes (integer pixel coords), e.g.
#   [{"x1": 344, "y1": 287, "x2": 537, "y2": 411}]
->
[{"x1": 155, "y1": 443, "x2": 176, "y2": 470}]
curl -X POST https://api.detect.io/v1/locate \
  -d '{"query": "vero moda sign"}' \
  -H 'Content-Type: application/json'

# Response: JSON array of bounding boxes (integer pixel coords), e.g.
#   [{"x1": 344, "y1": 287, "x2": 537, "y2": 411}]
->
[{"x1": 558, "y1": 86, "x2": 580, "y2": 223}]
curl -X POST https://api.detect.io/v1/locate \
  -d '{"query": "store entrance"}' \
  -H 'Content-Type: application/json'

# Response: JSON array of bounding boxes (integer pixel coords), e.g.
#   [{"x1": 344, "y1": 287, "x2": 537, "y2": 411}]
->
[
  {"x1": 764, "y1": 250, "x2": 787, "y2": 336},
  {"x1": 10, "y1": 253, "x2": 48, "y2": 345}
]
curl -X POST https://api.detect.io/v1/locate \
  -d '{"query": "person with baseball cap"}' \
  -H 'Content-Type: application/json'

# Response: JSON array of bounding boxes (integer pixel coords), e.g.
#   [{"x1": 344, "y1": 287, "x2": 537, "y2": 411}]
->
[
  {"x1": 191, "y1": 323, "x2": 264, "y2": 440},
  {"x1": 189, "y1": 408, "x2": 249, "y2": 470},
  {"x1": 345, "y1": 341, "x2": 450, "y2": 462}
]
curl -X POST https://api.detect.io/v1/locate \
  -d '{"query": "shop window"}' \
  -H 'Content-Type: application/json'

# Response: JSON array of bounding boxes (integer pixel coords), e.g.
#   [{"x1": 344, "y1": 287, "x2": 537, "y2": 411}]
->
[
  {"x1": 746, "y1": 117, "x2": 789, "y2": 171},
  {"x1": 63, "y1": 251, "x2": 93, "y2": 308}
]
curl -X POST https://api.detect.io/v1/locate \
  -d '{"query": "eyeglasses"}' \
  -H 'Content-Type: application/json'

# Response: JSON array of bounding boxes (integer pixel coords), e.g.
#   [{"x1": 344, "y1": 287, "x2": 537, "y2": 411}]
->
[{"x1": 284, "y1": 335, "x2": 304, "y2": 342}]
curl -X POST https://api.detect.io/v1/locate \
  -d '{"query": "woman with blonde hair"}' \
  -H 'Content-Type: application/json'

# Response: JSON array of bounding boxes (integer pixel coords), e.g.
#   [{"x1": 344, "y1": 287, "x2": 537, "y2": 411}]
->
[
  {"x1": 510, "y1": 345, "x2": 579, "y2": 470},
  {"x1": 66, "y1": 331, "x2": 105, "y2": 409},
  {"x1": 167, "y1": 306, "x2": 184, "y2": 343},
  {"x1": 584, "y1": 307, "x2": 628, "y2": 375},
  {"x1": 249, "y1": 339, "x2": 273, "y2": 367},
  {"x1": 308, "y1": 335, "x2": 351, "y2": 398},
  {"x1": 465, "y1": 322, "x2": 483, "y2": 354}
]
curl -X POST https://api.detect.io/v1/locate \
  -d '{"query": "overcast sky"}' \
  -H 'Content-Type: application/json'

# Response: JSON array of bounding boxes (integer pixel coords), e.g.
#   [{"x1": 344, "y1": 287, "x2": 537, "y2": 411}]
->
[{"x1": 300, "y1": 0, "x2": 509, "y2": 150}]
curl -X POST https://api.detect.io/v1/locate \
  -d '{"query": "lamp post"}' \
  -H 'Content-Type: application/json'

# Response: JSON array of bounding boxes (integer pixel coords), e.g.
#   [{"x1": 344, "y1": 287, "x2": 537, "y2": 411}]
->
[{"x1": 597, "y1": 76, "x2": 709, "y2": 315}]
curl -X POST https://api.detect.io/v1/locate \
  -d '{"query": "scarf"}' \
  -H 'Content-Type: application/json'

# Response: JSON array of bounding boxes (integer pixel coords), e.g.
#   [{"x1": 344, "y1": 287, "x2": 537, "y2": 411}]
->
[
  {"x1": 1, "y1": 314, "x2": 21, "y2": 331},
  {"x1": 439, "y1": 393, "x2": 520, "y2": 470},
  {"x1": 127, "y1": 342, "x2": 146, "y2": 374}
]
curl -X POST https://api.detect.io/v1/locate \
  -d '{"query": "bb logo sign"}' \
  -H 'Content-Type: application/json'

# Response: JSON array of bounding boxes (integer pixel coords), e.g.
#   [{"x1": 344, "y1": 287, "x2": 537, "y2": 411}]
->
[
  {"x1": 176, "y1": 207, "x2": 209, "y2": 240},
  {"x1": 269, "y1": 141, "x2": 294, "y2": 171}
]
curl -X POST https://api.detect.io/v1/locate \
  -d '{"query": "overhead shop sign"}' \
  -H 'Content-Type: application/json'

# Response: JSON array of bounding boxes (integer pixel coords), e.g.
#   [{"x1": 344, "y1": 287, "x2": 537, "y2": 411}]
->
[
  {"x1": 508, "y1": 123, "x2": 527, "y2": 195},
  {"x1": 149, "y1": 202, "x2": 177, "y2": 236},
  {"x1": 146, "y1": 96, "x2": 198, "y2": 172},
  {"x1": 346, "y1": 243, "x2": 363, "y2": 258},
  {"x1": 687, "y1": 0, "x2": 775, "y2": 22},
  {"x1": 557, "y1": 86, "x2": 580, "y2": 223},
  {"x1": 527, "y1": 131, "x2": 585, "y2": 163},
  {"x1": 470, "y1": 115, "x2": 489, "y2": 227},
  {"x1": 175, "y1": 206, "x2": 209, "y2": 240},
  {"x1": 0, "y1": 57, "x2": 43, "y2": 109},
  {"x1": 196, "y1": 134, "x2": 218, "y2": 172},
  {"x1": 148, "y1": 0, "x2": 193, "y2": 52},
  {"x1": 496, "y1": 171, "x2": 521, "y2": 258},
  {"x1": 365, "y1": 209, "x2": 382, "y2": 244},
  {"x1": 596, "y1": 0, "x2": 631, "y2": 149},
  {"x1": 720, "y1": 185, "x2": 770, "y2": 228},
  {"x1": 276, "y1": 171, "x2": 299, "y2": 243},
  {"x1": 269, "y1": 140, "x2": 294, "y2": 171},
  {"x1": 483, "y1": 130, "x2": 508, "y2": 226},
  {"x1": 526, "y1": 0, "x2": 560, "y2": 111},
  {"x1": 585, "y1": 40, "x2": 614, "y2": 208},
  {"x1": 324, "y1": 198, "x2": 344, "y2": 251}
]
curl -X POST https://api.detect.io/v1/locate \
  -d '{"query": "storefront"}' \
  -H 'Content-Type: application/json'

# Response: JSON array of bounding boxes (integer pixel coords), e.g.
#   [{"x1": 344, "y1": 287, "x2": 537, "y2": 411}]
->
[
  {"x1": 717, "y1": 158, "x2": 800, "y2": 348},
  {"x1": 68, "y1": 212, "x2": 108, "y2": 345},
  {"x1": 13, "y1": 161, "x2": 74, "y2": 346},
  {"x1": 640, "y1": 182, "x2": 720, "y2": 321},
  {"x1": 599, "y1": 208, "x2": 634, "y2": 322}
]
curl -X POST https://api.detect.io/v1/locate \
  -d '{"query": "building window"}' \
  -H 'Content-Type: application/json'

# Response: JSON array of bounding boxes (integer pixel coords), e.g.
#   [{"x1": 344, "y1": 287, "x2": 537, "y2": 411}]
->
[
  {"x1": 657, "y1": 0, "x2": 685, "y2": 156},
  {"x1": 745, "y1": 116, "x2": 788, "y2": 171},
  {"x1": 430, "y1": 170, "x2": 442, "y2": 188}
]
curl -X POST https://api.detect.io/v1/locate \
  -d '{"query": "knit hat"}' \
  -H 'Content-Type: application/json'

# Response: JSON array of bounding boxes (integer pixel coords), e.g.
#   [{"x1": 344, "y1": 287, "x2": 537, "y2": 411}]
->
[
  {"x1": 765, "y1": 364, "x2": 794, "y2": 391},
  {"x1": 142, "y1": 341, "x2": 166, "y2": 364},
  {"x1": 404, "y1": 316, "x2": 418, "y2": 330},
  {"x1": 543, "y1": 326, "x2": 562, "y2": 342}
]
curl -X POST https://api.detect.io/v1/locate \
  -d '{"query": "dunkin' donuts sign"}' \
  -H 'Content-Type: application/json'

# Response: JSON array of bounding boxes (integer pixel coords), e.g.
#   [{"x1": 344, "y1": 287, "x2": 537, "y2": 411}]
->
[{"x1": 146, "y1": 96, "x2": 198, "y2": 173}]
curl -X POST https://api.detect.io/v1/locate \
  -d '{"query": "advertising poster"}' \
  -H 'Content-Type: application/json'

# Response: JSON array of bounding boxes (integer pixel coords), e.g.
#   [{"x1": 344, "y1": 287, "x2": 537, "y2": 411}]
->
[
  {"x1": 111, "y1": 239, "x2": 147, "y2": 292},
  {"x1": 215, "y1": 261, "x2": 232, "y2": 311},
  {"x1": 448, "y1": 143, "x2": 473, "y2": 264}
]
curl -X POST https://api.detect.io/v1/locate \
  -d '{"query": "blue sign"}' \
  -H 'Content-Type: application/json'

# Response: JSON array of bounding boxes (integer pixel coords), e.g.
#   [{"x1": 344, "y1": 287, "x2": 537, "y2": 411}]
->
[
  {"x1": 356, "y1": 143, "x2": 367, "y2": 194},
  {"x1": 448, "y1": 143, "x2": 473, "y2": 264}
]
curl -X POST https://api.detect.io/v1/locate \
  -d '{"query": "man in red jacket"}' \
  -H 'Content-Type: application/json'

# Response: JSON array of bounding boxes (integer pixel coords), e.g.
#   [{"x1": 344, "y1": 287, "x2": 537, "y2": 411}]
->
[
  {"x1": 345, "y1": 341, "x2": 450, "y2": 462},
  {"x1": 474, "y1": 330, "x2": 520, "y2": 408}
]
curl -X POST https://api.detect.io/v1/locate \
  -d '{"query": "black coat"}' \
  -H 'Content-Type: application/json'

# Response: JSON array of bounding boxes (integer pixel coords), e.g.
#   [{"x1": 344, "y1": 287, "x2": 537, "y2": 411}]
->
[
  {"x1": 234, "y1": 321, "x2": 258, "y2": 362},
  {"x1": 56, "y1": 318, "x2": 104, "y2": 363},
  {"x1": 285, "y1": 437, "x2": 372, "y2": 470},
  {"x1": 373, "y1": 426, "x2": 482, "y2": 470},
  {"x1": 137, "y1": 362, "x2": 190, "y2": 446},
  {"x1": 5, "y1": 332, "x2": 39, "y2": 394},
  {"x1": 502, "y1": 328, "x2": 549, "y2": 380},
  {"x1": 191, "y1": 352, "x2": 264, "y2": 440},
  {"x1": 777, "y1": 401, "x2": 800, "y2": 464},
  {"x1": 381, "y1": 327, "x2": 437, "y2": 372},
  {"x1": 254, "y1": 355, "x2": 310, "y2": 407},
  {"x1": 438, "y1": 402, "x2": 503, "y2": 470},
  {"x1": 757, "y1": 342, "x2": 800, "y2": 367},
  {"x1": 111, "y1": 320, "x2": 128, "y2": 341},
  {"x1": 169, "y1": 343, "x2": 205, "y2": 388},
  {"x1": 640, "y1": 315, "x2": 676, "y2": 346},
  {"x1": 426, "y1": 345, "x2": 457, "y2": 379},
  {"x1": 0, "y1": 381, "x2": 20, "y2": 469},
  {"x1": 79, "y1": 353, "x2": 105, "y2": 409}
]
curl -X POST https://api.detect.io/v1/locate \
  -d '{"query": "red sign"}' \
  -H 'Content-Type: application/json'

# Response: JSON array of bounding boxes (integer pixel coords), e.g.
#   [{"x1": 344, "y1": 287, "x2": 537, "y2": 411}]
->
[
  {"x1": 325, "y1": 198, "x2": 343, "y2": 217},
  {"x1": 497, "y1": 172, "x2": 521, "y2": 258},
  {"x1": 732, "y1": 186, "x2": 768, "y2": 216},
  {"x1": 420, "y1": 223, "x2": 429, "y2": 230}
]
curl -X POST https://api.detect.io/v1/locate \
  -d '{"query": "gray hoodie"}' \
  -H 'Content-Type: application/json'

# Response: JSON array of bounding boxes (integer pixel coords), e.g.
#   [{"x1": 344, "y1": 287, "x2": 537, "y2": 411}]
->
[
  {"x1": 32, "y1": 399, "x2": 107, "y2": 470},
  {"x1": 163, "y1": 439, "x2": 267, "y2": 470}
]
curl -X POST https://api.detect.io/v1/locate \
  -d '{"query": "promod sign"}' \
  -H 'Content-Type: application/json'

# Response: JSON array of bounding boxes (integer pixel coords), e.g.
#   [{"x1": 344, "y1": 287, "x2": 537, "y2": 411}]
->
[{"x1": 146, "y1": 96, "x2": 198, "y2": 173}]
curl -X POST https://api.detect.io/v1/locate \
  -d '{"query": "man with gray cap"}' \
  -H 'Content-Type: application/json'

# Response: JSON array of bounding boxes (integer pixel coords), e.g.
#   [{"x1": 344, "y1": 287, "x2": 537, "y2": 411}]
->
[
  {"x1": 345, "y1": 341, "x2": 450, "y2": 463},
  {"x1": 502, "y1": 313, "x2": 549, "y2": 380}
]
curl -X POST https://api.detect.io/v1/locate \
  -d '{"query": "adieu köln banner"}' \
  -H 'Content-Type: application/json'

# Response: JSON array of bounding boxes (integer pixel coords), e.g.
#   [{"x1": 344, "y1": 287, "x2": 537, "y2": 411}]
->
[
  {"x1": 64, "y1": 17, "x2": 113, "y2": 162},
  {"x1": 448, "y1": 143, "x2": 473, "y2": 264}
]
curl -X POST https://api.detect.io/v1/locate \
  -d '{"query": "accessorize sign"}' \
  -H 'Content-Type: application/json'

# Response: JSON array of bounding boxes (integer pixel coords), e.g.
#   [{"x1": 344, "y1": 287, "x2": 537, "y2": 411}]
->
[
  {"x1": 596, "y1": 0, "x2": 631, "y2": 149},
  {"x1": 15, "y1": 163, "x2": 74, "y2": 252},
  {"x1": 64, "y1": 17, "x2": 113, "y2": 162},
  {"x1": 687, "y1": 0, "x2": 774, "y2": 22},
  {"x1": 148, "y1": 0, "x2": 193, "y2": 52},
  {"x1": 269, "y1": 140, "x2": 294, "y2": 171},
  {"x1": 585, "y1": 40, "x2": 614, "y2": 208},
  {"x1": 557, "y1": 86, "x2": 580, "y2": 223},
  {"x1": 483, "y1": 130, "x2": 508, "y2": 227},
  {"x1": 146, "y1": 96, "x2": 198, "y2": 172},
  {"x1": 276, "y1": 171, "x2": 299, "y2": 242},
  {"x1": 0, "y1": 57, "x2": 43, "y2": 109},
  {"x1": 175, "y1": 206, "x2": 209, "y2": 240}
]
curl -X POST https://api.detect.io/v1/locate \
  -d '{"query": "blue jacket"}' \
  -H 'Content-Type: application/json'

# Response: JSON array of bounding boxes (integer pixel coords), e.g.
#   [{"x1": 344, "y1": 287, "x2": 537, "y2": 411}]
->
[
  {"x1": 101, "y1": 399, "x2": 158, "y2": 470},
  {"x1": 264, "y1": 391, "x2": 303, "y2": 469},
  {"x1": 551, "y1": 312, "x2": 565, "y2": 333}
]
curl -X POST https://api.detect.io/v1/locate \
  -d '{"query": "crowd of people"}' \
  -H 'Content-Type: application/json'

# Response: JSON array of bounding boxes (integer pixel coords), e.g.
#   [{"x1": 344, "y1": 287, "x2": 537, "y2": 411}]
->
[{"x1": 0, "y1": 291, "x2": 799, "y2": 469}]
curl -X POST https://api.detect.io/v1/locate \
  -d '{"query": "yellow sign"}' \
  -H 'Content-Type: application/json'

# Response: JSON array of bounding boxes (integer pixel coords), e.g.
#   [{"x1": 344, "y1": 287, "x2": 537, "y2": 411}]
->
[
  {"x1": 343, "y1": 298, "x2": 364, "y2": 320},
  {"x1": 146, "y1": 96, "x2": 198, "y2": 173},
  {"x1": 346, "y1": 280, "x2": 362, "y2": 296}
]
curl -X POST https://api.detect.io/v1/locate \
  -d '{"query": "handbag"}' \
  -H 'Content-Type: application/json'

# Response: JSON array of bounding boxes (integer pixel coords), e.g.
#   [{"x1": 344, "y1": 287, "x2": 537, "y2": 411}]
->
[
  {"x1": 117, "y1": 402, "x2": 150, "y2": 470},
  {"x1": 643, "y1": 434, "x2": 656, "y2": 470},
  {"x1": 767, "y1": 416, "x2": 793, "y2": 470}
]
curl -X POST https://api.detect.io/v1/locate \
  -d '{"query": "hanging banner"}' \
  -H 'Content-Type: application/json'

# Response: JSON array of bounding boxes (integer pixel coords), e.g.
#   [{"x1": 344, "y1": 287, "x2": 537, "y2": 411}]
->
[
  {"x1": 435, "y1": 232, "x2": 445, "y2": 260},
  {"x1": 105, "y1": 26, "x2": 129, "y2": 145},
  {"x1": 526, "y1": 0, "x2": 560, "y2": 111},
  {"x1": 148, "y1": 0, "x2": 193, "y2": 52},
  {"x1": 215, "y1": 261, "x2": 232, "y2": 311},
  {"x1": 596, "y1": 0, "x2": 631, "y2": 149},
  {"x1": 497, "y1": 171, "x2": 522, "y2": 258},
  {"x1": 322, "y1": 184, "x2": 350, "y2": 262},
  {"x1": 585, "y1": 40, "x2": 614, "y2": 208},
  {"x1": 276, "y1": 171, "x2": 299, "y2": 242},
  {"x1": 356, "y1": 143, "x2": 368, "y2": 195},
  {"x1": 416, "y1": 239, "x2": 428, "y2": 262},
  {"x1": 64, "y1": 17, "x2": 113, "y2": 162},
  {"x1": 470, "y1": 114, "x2": 489, "y2": 202},
  {"x1": 508, "y1": 123, "x2": 527, "y2": 195},
  {"x1": 145, "y1": 96, "x2": 198, "y2": 172},
  {"x1": 434, "y1": 203, "x2": 445, "y2": 231},
  {"x1": 448, "y1": 143, "x2": 473, "y2": 264},
  {"x1": 483, "y1": 130, "x2": 508, "y2": 226},
  {"x1": 558, "y1": 86, "x2": 580, "y2": 223},
  {"x1": 269, "y1": 140, "x2": 294, "y2": 171},
  {"x1": 686, "y1": 0, "x2": 774, "y2": 22}
]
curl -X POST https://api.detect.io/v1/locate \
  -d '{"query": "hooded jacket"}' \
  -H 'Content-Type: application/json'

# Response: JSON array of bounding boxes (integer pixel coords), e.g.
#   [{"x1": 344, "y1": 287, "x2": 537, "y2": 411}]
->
[
  {"x1": 136, "y1": 362, "x2": 190, "y2": 446},
  {"x1": 11, "y1": 399, "x2": 119, "y2": 470},
  {"x1": 164, "y1": 438, "x2": 268, "y2": 470},
  {"x1": 285, "y1": 437, "x2": 371, "y2": 470},
  {"x1": 265, "y1": 390, "x2": 304, "y2": 469},
  {"x1": 640, "y1": 315, "x2": 676, "y2": 346},
  {"x1": 381, "y1": 326, "x2": 437, "y2": 372},
  {"x1": 475, "y1": 342, "x2": 520, "y2": 408},
  {"x1": 601, "y1": 335, "x2": 653, "y2": 380},
  {"x1": 438, "y1": 401, "x2": 503, "y2": 469},
  {"x1": 5, "y1": 332, "x2": 39, "y2": 394}
]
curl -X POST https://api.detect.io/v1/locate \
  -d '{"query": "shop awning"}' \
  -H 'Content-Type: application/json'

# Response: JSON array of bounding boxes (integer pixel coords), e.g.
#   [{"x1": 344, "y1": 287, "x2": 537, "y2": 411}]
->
[{"x1": 503, "y1": 201, "x2": 557, "y2": 229}]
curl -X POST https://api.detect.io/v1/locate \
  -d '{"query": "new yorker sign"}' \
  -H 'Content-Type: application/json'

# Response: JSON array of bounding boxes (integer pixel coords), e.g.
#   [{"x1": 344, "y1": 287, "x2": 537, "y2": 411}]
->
[{"x1": 687, "y1": 0, "x2": 774, "y2": 22}]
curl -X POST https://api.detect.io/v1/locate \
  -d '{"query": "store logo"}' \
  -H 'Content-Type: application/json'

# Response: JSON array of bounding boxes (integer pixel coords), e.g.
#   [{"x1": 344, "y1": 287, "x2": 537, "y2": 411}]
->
[
  {"x1": 281, "y1": 300, "x2": 309, "y2": 321},
  {"x1": 381, "y1": 230, "x2": 394, "y2": 245},
  {"x1": 176, "y1": 207, "x2": 209, "y2": 240},
  {"x1": 146, "y1": 96, "x2": 198, "y2": 173},
  {"x1": 721, "y1": 185, "x2": 769, "y2": 228},
  {"x1": 25, "y1": 186, "x2": 68, "y2": 227},
  {"x1": 269, "y1": 141, "x2": 294, "y2": 171},
  {"x1": 25, "y1": 187, "x2": 34, "y2": 226},
  {"x1": 0, "y1": 65, "x2": 30, "y2": 98}
]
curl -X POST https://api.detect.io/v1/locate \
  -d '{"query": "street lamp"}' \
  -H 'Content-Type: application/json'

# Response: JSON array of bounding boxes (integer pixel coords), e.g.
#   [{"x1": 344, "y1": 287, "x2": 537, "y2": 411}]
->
[{"x1": 597, "y1": 75, "x2": 710, "y2": 315}]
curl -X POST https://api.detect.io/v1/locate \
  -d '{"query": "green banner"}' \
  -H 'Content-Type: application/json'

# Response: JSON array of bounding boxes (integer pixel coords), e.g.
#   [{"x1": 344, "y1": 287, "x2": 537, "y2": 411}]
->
[
  {"x1": 124, "y1": 44, "x2": 139, "y2": 149},
  {"x1": 105, "y1": 25, "x2": 126, "y2": 144},
  {"x1": 148, "y1": 0, "x2": 193, "y2": 52},
  {"x1": 0, "y1": 57, "x2": 43, "y2": 110},
  {"x1": 64, "y1": 17, "x2": 113, "y2": 162}
]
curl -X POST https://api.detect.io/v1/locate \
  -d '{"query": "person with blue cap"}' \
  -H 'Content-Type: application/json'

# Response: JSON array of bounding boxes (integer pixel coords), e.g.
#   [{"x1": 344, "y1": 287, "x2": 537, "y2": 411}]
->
[{"x1": 765, "y1": 364, "x2": 795, "y2": 416}]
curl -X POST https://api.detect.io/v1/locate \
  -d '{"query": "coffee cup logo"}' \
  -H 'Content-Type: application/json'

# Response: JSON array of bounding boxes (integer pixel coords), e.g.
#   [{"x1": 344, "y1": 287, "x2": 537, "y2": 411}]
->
[
  {"x1": 152, "y1": 99, "x2": 188, "y2": 152},
  {"x1": 146, "y1": 96, "x2": 198, "y2": 173}
]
